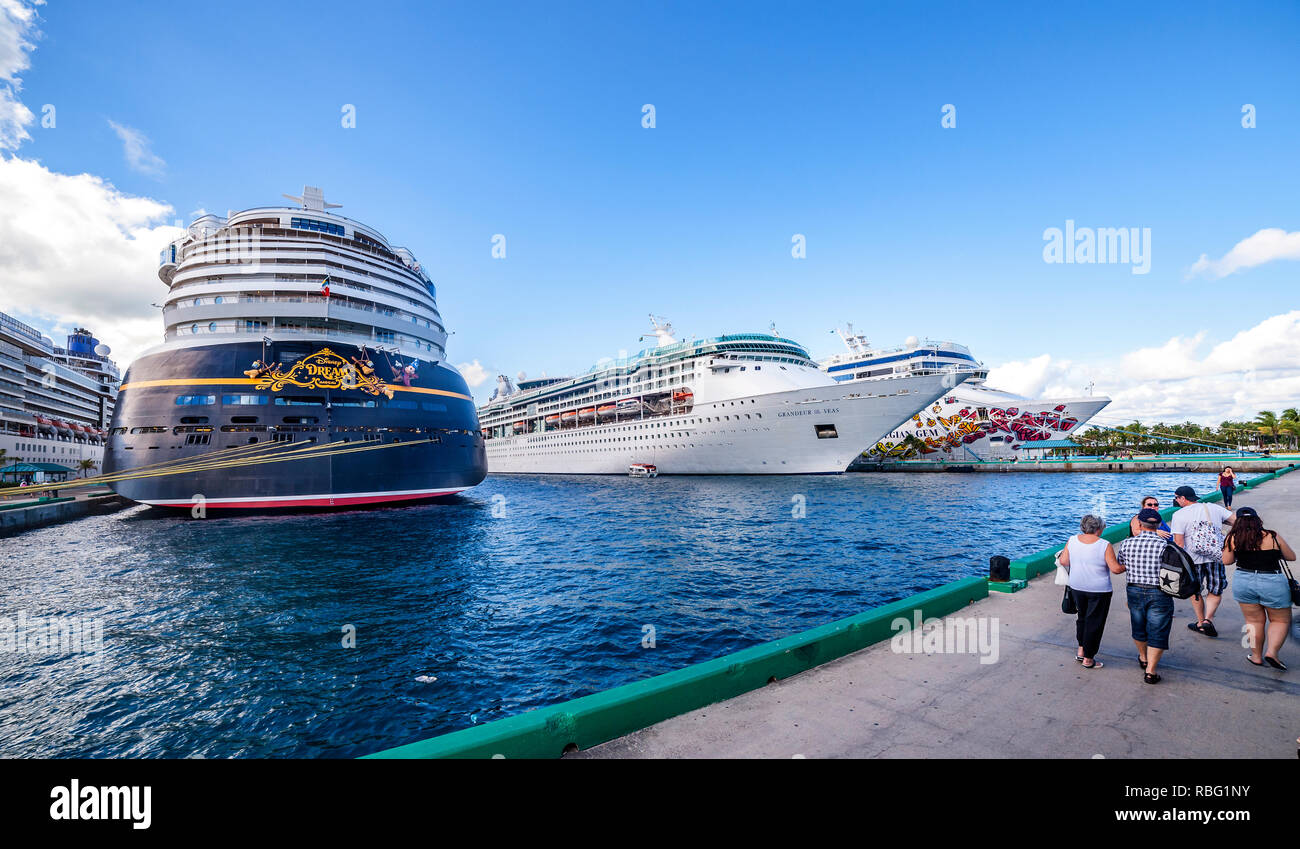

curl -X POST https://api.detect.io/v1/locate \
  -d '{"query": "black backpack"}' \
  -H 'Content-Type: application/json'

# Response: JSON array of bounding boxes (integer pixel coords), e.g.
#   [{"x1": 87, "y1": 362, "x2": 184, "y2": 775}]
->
[{"x1": 1159, "y1": 542, "x2": 1201, "y2": 599}]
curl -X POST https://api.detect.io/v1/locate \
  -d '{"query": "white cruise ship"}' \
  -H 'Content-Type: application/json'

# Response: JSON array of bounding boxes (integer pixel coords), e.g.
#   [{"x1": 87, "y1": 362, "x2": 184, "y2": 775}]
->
[
  {"x1": 0, "y1": 312, "x2": 119, "y2": 479},
  {"x1": 821, "y1": 325, "x2": 1110, "y2": 462},
  {"x1": 477, "y1": 318, "x2": 965, "y2": 475}
]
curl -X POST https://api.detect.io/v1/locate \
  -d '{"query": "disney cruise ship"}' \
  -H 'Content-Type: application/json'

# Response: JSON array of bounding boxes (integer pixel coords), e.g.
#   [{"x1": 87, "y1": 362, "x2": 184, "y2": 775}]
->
[
  {"x1": 821, "y1": 325, "x2": 1110, "y2": 462},
  {"x1": 477, "y1": 318, "x2": 964, "y2": 475},
  {"x1": 103, "y1": 187, "x2": 486, "y2": 508}
]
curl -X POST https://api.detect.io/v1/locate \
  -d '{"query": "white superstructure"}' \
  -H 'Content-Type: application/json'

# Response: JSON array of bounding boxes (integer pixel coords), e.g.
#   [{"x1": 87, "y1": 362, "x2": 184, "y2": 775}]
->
[
  {"x1": 0, "y1": 312, "x2": 119, "y2": 474},
  {"x1": 821, "y1": 325, "x2": 1110, "y2": 461},
  {"x1": 152, "y1": 185, "x2": 448, "y2": 367},
  {"x1": 478, "y1": 318, "x2": 964, "y2": 475}
]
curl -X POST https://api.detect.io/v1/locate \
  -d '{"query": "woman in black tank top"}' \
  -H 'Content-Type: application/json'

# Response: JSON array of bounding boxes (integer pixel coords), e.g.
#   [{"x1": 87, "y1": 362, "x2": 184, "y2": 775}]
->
[{"x1": 1223, "y1": 508, "x2": 1295, "y2": 670}]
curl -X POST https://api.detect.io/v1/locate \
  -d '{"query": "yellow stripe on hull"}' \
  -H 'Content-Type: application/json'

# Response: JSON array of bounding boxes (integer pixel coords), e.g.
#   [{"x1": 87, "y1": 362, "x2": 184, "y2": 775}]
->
[{"x1": 119, "y1": 377, "x2": 472, "y2": 402}]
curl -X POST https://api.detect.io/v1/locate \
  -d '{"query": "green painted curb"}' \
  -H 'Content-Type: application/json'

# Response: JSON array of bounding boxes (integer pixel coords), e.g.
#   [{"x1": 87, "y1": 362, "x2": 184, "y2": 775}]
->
[{"x1": 366, "y1": 575, "x2": 989, "y2": 759}]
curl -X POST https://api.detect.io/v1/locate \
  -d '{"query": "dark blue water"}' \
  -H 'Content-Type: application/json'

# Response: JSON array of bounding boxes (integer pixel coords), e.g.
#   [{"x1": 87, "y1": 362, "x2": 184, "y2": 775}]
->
[{"x1": 0, "y1": 470, "x2": 1210, "y2": 757}]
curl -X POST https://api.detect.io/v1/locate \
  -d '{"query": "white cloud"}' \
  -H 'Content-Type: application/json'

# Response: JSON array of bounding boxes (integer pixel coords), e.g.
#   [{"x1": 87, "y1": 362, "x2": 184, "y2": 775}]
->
[
  {"x1": 985, "y1": 310, "x2": 1300, "y2": 426},
  {"x1": 455, "y1": 359, "x2": 489, "y2": 388},
  {"x1": 0, "y1": 0, "x2": 40, "y2": 151},
  {"x1": 1188, "y1": 228, "x2": 1300, "y2": 279},
  {"x1": 107, "y1": 119, "x2": 166, "y2": 177},
  {"x1": 0, "y1": 156, "x2": 183, "y2": 365}
]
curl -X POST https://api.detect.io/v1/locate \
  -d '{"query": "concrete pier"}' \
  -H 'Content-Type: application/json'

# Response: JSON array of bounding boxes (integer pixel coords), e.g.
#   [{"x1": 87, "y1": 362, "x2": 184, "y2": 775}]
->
[
  {"x1": 579, "y1": 475, "x2": 1299, "y2": 759},
  {"x1": 0, "y1": 488, "x2": 130, "y2": 538}
]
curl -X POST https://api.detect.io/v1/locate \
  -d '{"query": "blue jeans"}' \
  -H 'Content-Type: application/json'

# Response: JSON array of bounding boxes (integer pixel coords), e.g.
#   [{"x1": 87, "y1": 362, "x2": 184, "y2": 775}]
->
[
  {"x1": 1221, "y1": 485, "x2": 1234, "y2": 507},
  {"x1": 1127, "y1": 584, "x2": 1174, "y2": 650}
]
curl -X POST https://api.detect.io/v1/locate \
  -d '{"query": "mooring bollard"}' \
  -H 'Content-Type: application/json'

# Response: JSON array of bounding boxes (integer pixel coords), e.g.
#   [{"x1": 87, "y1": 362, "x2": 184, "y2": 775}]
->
[{"x1": 989, "y1": 555, "x2": 1011, "y2": 583}]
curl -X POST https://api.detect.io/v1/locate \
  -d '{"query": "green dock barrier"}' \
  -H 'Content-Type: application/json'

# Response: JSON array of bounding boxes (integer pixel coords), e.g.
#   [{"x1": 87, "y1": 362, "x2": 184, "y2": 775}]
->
[{"x1": 366, "y1": 575, "x2": 988, "y2": 759}]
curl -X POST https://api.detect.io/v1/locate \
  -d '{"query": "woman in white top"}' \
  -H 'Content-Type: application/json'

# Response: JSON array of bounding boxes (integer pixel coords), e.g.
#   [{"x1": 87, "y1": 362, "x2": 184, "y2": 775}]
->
[{"x1": 1058, "y1": 514, "x2": 1126, "y2": 668}]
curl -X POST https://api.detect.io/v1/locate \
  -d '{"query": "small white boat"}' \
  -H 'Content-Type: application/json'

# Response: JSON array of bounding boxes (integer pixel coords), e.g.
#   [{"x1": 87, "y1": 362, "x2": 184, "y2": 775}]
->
[{"x1": 628, "y1": 463, "x2": 658, "y2": 478}]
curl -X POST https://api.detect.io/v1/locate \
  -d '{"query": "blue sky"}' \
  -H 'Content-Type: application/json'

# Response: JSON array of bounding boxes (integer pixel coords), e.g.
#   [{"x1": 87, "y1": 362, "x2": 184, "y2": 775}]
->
[{"x1": 4, "y1": 0, "x2": 1299, "y2": 416}]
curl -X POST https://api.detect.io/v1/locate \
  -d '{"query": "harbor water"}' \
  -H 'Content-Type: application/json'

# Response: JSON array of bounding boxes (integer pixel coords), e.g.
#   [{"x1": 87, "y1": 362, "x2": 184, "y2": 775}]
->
[{"x1": 0, "y1": 470, "x2": 1215, "y2": 757}]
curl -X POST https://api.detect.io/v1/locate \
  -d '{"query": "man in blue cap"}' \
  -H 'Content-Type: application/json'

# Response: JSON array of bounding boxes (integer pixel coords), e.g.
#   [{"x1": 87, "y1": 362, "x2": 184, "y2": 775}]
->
[
  {"x1": 1116, "y1": 507, "x2": 1175, "y2": 684},
  {"x1": 1169, "y1": 485, "x2": 1235, "y2": 636}
]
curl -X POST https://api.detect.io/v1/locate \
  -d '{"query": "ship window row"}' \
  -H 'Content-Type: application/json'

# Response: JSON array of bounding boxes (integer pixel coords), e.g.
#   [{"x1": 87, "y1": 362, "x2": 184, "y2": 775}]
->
[
  {"x1": 291, "y1": 217, "x2": 346, "y2": 236},
  {"x1": 169, "y1": 251, "x2": 439, "y2": 309},
  {"x1": 175, "y1": 250, "x2": 435, "y2": 308},
  {"x1": 201, "y1": 394, "x2": 448, "y2": 411},
  {"x1": 176, "y1": 244, "x2": 429, "y2": 296},
  {"x1": 165, "y1": 321, "x2": 442, "y2": 354},
  {"x1": 171, "y1": 292, "x2": 443, "y2": 333}
]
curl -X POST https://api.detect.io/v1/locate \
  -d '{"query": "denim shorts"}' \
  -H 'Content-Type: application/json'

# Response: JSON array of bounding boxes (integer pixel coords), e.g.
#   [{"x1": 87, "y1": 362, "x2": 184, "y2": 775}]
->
[
  {"x1": 1127, "y1": 584, "x2": 1175, "y2": 650},
  {"x1": 1232, "y1": 570, "x2": 1292, "y2": 609}
]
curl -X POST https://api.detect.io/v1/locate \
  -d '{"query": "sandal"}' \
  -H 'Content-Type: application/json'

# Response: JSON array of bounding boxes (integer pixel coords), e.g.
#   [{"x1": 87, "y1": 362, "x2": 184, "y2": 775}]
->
[
  {"x1": 1263, "y1": 656, "x2": 1287, "y2": 671},
  {"x1": 1247, "y1": 655, "x2": 1265, "y2": 667},
  {"x1": 1143, "y1": 672, "x2": 1161, "y2": 684},
  {"x1": 1082, "y1": 659, "x2": 1103, "y2": 669},
  {"x1": 1075, "y1": 652, "x2": 1085, "y2": 663},
  {"x1": 1137, "y1": 656, "x2": 1148, "y2": 669},
  {"x1": 1201, "y1": 620, "x2": 1218, "y2": 638}
]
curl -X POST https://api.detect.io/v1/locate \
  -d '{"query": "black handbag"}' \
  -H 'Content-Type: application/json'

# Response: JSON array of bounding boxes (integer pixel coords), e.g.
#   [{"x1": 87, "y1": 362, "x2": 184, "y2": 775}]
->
[
  {"x1": 1061, "y1": 587, "x2": 1077, "y2": 615},
  {"x1": 1281, "y1": 560, "x2": 1300, "y2": 607}
]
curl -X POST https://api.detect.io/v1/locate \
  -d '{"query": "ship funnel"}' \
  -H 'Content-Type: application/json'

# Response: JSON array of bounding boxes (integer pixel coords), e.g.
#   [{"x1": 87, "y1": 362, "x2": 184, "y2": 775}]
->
[{"x1": 643, "y1": 314, "x2": 677, "y2": 347}]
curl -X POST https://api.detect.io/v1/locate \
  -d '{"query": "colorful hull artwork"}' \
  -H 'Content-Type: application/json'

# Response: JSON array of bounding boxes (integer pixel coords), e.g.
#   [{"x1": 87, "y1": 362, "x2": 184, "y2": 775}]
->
[{"x1": 866, "y1": 393, "x2": 1110, "y2": 460}]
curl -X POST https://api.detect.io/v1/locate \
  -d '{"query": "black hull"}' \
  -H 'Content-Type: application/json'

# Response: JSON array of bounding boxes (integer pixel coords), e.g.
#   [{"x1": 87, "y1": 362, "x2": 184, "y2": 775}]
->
[{"x1": 103, "y1": 341, "x2": 487, "y2": 509}]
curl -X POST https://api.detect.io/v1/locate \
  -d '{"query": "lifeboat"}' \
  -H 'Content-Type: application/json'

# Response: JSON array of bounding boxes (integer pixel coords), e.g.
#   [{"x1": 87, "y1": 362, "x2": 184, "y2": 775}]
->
[
  {"x1": 560, "y1": 411, "x2": 577, "y2": 424},
  {"x1": 577, "y1": 407, "x2": 596, "y2": 421},
  {"x1": 596, "y1": 404, "x2": 617, "y2": 418},
  {"x1": 544, "y1": 414, "x2": 561, "y2": 428},
  {"x1": 512, "y1": 421, "x2": 526, "y2": 434},
  {"x1": 628, "y1": 463, "x2": 658, "y2": 478},
  {"x1": 673, "y1": 390, "x2": 693, "y2": 403},
  {"x1": 616, "y1": 398, "x2": 641, "y2": 412},
  {"x1": 53, "y1": 420, "x2": 73, "y2": 435}
]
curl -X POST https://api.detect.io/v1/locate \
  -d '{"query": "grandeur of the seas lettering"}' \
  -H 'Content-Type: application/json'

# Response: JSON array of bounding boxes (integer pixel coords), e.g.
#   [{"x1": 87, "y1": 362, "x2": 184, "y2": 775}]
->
[{"x1": 778, "y1": 407, "x2": 840, "y2": 418}]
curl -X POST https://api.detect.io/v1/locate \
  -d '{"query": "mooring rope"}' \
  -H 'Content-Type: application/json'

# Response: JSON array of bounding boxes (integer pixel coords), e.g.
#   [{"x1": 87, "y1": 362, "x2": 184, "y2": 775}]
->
[{"x1": 57, "y1": 437, "x2": 437, "y2": 491}]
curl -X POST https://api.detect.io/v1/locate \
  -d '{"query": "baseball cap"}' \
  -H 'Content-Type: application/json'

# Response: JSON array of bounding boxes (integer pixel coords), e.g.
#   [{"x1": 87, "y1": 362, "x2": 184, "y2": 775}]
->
[
  {"x1": 1174, "y1": 485, "x2": 1197, "y2": 501},
  {"x1": 1235, "y1": 506, "x2": 1259, "y2": 519},
  {"x1": 1137, "y1": 507, "x2": 1162, "y2": 524}
]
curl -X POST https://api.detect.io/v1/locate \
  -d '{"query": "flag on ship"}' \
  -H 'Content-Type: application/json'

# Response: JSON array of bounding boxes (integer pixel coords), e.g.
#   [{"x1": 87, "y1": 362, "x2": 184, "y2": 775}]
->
[{"x1": 320, "y1": 276, "x2": 331, "y2": 298}]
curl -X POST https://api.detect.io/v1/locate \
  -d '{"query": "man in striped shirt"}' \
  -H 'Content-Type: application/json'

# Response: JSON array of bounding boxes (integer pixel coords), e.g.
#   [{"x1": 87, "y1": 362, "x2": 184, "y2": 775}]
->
[{"x1": 1115, "y1": 508, "x2": 1174, "y2": 684}]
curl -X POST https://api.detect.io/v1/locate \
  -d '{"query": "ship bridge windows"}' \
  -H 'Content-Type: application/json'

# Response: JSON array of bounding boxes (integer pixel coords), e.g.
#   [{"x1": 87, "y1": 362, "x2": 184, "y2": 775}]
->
[
  {"x1": 274, "y1": 396, "x2": 325, "y2": 406},
  {"x1": 290, "y1": 217, "x2": 346, "y2": 237},
  {"x1": 129, "y1": 426, "x2": 167, "y2": 434},
  {"x1": 332, "y1": 399, "x2": 377, "y2": 408},
  {"x1": 175, "y1": 394, "x2": 216, "y2": 406},
  {"x1": 223, "y1": 394, "x2": 269, "y2": 405}
]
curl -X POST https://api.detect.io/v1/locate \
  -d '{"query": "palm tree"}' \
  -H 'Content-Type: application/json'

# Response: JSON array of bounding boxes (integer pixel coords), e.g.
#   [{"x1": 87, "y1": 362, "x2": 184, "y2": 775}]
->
[
  {"x1": 1279, "y1": 418, "x2": 1300, "y2": 453},
  {"x1": 77, "y1": 458, "x2": 98, "y2": 478},
  {"x1": 1256, "y1": 411, "x2": 1281, "y2": 447}
]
